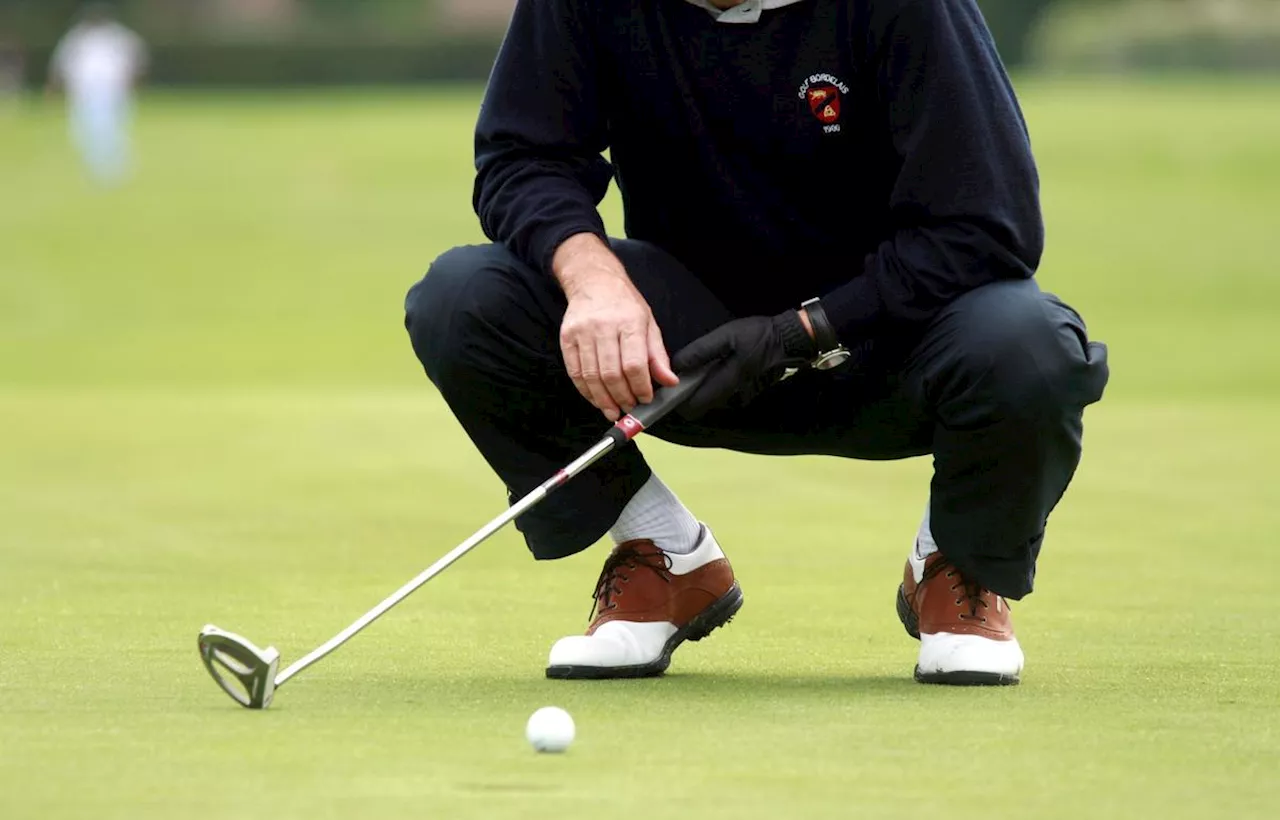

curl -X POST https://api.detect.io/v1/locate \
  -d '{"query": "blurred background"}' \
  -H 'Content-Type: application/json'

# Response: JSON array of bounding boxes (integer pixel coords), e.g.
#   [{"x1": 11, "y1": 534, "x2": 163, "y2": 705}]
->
[
  {"x1": 3, "y1": 0, "x2": 1280, "y2": 87},
  {"x1": 2, "y1": 2, "x2": 1278, "y2": 819}
]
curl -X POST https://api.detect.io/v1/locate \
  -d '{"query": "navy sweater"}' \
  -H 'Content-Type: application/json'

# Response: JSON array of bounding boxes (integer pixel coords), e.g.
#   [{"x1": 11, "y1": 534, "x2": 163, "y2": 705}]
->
[{"x1": 473, "y1": 0, "x2": 1043, "y2": 345}]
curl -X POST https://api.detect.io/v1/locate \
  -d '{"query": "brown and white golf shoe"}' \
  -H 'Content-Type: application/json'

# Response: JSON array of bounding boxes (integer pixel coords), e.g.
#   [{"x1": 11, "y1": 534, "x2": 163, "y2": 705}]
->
[
  {"x1": 545, "y1": 526, "x2": 742, "y2": 679},
  {"x1": 897, "y1": 545, "x2": 1024, "y2": 685}
]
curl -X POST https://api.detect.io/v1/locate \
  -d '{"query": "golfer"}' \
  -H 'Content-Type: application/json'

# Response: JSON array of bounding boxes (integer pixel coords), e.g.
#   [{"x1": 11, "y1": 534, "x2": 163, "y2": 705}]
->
[
  {"x1": 405, "y1": 0, "x2": 1109, "y2": 685},
  {"x1": 47, "y1": 3, "x2": 147, "y2": 184}
]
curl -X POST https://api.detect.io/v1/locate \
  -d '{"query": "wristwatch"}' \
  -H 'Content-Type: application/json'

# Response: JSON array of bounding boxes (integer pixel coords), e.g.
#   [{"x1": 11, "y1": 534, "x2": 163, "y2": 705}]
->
[{"x1": 800, "y1": 297, "x2": 851, "y2": 370}]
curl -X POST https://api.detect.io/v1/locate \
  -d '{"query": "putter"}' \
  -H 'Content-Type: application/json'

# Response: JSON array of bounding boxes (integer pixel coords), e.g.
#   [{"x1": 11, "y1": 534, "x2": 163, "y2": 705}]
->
[{"x1": 198, "y1": 366, "x2": 709, "y2": 709}]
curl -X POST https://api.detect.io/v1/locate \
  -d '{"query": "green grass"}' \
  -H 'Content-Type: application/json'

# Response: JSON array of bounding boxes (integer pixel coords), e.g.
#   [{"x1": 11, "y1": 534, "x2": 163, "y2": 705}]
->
[{"x1": 2, "y1": 80, "x2": 1278, "y2": 818}]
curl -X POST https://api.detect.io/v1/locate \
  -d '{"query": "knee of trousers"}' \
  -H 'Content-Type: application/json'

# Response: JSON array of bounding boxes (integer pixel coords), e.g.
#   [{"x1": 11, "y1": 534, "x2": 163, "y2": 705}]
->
[
  {"x1": 941, "y1": 282, "x2": 1109, "y2": 420},
  {"x1": 404, "y1": 244, "x2": 554, "y2": 390}
]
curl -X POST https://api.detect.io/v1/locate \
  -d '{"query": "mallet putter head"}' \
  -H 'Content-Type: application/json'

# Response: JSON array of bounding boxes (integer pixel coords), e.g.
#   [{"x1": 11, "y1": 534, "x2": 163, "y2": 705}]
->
[{"x1": 198, "y1": 625, "x2": 280, "y2": 709}]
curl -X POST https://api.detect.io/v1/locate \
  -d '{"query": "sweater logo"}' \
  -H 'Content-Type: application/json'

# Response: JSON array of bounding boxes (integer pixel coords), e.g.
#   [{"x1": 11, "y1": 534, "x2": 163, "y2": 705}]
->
[{"x1": 799, "y1": 73, "x2": 849, "y2": 134}]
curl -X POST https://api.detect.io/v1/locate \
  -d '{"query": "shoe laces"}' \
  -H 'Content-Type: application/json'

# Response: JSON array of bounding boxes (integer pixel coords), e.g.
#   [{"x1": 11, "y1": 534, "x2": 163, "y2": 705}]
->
[
  {"x1": 589, "y1": 543, "x2": 673, "y2": 621},
  {"x1": 921, "y1": 557, "x2": 998, "y2": 624}
]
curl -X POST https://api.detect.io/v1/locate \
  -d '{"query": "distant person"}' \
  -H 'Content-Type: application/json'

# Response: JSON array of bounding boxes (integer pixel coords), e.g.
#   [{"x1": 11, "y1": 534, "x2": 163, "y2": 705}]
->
[
  {"x1": 405, "y1": 0, "x2": 1110, "y2": 687},
  {"x1": 46, "y1": 3, "x2": 147, "y2": 184}
]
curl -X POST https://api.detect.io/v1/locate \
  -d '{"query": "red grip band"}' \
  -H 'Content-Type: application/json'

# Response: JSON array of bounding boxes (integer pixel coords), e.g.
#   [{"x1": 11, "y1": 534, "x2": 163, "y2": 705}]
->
[{"x1": 613, "y1": 415, "x2": 645, "y2": 442}]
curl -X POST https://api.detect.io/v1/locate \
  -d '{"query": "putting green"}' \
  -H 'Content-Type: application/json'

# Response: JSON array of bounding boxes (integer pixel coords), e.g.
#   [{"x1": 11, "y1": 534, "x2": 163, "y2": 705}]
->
[{"x1": 1, "y1": 81, "x2": 1277, "y2": 819}]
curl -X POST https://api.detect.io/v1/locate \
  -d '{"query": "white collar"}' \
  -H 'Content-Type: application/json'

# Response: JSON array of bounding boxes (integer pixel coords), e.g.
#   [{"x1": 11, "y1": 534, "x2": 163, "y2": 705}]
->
[{"x1": 680, "y1": 0, "x2": 809, "y2": 24}]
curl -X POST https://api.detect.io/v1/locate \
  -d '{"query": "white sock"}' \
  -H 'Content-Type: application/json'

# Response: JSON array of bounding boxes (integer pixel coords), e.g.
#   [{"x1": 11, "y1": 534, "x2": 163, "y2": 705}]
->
[
  {"x1": 610, "y1": 474, "x2": 701, "y2": 555},
  {"x1": 915, "y1": 502, "x2": 939, "y2": 559}
]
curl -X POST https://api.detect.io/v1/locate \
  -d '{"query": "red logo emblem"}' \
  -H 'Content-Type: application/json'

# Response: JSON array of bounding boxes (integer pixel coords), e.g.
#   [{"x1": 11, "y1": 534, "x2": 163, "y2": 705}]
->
[{"x1": 807, "y1": 85, "x2": 841, "y2": 125}]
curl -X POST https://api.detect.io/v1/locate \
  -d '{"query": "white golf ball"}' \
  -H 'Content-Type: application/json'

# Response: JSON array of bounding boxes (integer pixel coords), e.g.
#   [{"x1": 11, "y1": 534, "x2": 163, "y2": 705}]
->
[{"x1": 526, "y1": 706, "x2": 575, "y2": 753}]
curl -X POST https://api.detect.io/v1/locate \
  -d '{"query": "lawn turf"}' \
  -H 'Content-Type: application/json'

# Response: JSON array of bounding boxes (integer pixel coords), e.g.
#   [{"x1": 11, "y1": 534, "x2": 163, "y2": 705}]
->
[{"x1": 2, "y1": 81, "x2": 1278, "y2": 819}]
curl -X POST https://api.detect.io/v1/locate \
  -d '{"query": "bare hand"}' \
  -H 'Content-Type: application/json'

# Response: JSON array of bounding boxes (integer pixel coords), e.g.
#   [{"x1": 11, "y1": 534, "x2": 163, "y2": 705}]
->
[{"x1": 553, "y1": 235, "x2": 679, "y2": 421}]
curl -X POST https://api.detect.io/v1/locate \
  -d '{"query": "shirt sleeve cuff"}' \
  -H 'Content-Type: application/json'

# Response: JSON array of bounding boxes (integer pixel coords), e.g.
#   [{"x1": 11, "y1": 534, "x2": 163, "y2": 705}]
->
[
  {"x1": 536, "y1": 221, "x2": 611, "y2": 276},
  {"x1": 819, "y1": 272, "x2": 884, "y2": 343}
]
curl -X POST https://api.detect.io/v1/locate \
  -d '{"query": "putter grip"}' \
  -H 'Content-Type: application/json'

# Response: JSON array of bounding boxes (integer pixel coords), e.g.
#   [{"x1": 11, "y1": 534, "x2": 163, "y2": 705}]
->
[{"x1": 626, "y1": 364, "x2": 712, "y2": 430}]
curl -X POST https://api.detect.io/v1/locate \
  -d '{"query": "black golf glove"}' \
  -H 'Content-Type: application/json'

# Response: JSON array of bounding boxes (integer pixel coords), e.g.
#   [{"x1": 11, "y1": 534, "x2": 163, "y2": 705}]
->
[{"x1": 670, "y1": 310, "x2": 818, "y2": 420}]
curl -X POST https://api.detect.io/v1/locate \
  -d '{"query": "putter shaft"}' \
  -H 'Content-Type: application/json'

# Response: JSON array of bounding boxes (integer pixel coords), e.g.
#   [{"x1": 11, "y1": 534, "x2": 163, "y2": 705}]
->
[{"x1": 274, "y1": 435, "x2": 617, "y2": 686}]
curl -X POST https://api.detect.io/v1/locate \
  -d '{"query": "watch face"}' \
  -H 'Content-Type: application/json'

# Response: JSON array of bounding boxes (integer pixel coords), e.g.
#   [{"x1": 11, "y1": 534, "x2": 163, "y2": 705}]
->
[{"x1": 814, "y1": 350, "x2": 851, "y2": 371}]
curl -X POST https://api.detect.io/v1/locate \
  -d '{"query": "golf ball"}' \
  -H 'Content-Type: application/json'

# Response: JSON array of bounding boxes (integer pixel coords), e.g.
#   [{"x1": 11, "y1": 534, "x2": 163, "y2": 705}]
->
[{"x1": 526, "y1": 706, "x2": 575, "y2": 753}]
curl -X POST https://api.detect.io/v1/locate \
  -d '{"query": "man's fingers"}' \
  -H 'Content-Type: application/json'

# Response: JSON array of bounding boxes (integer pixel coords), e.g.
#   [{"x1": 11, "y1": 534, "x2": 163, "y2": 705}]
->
[
  {"x1": 561, "y1": 340, "x2": 593, "y2": 404},
  {"x1": 620, "y1": 326, "x2": 653, "y2": 404},
  {"x1": 579, "y1": 339, "x2": 621, "y2": 421},
  {"x1": 595, "y1": 332, "x2": 638, "y2": 413},
  {"x1": 647, "y1": 320, "x2": 679, "y2": 388}
]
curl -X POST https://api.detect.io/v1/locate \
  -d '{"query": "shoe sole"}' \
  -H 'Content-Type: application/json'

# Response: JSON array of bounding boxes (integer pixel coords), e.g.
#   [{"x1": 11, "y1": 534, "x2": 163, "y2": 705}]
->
[
  {"x1": 545, "y1": 582, "x2": 744, "y2": 680},
  {"x1": 898, "y1": 583, "x2": 1020, "y2": 686},
  {"x1": 914, "y1": 668, "x2": 1020, "y2": 686}
]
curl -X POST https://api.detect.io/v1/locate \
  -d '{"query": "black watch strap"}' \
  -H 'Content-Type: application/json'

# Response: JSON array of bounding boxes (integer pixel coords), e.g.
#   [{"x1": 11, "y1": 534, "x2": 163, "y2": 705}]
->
[
  {"x1": 801, "y1": 297, "x2": 840, "y2": 353},
  {"x1": 801, "y1": 297, "x2": 851, "y2": 371}
]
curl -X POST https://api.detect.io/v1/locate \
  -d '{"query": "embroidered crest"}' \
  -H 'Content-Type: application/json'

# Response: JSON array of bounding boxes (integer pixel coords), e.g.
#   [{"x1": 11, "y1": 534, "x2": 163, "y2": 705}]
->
[{"x1": 798, "y1": 73, "x2": 850, "y2": 134}]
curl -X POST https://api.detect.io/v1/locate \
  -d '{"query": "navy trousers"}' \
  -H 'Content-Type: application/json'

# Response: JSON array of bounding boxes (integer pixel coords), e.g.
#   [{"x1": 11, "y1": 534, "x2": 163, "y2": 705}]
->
[{"x1": 404, "y1": 240, "x2": 1109, "y2": 600}]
